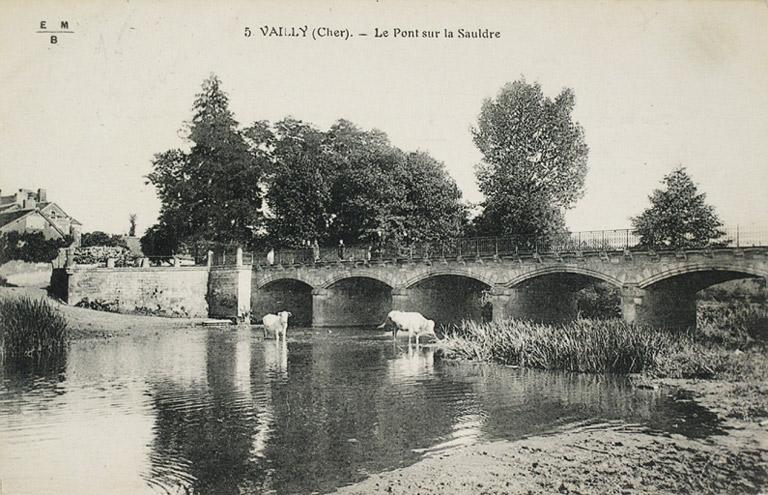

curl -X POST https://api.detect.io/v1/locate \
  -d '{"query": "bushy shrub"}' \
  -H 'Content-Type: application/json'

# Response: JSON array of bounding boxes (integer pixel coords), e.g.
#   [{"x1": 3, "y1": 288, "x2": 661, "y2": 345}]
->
[
  {"x1": 0, "y1": 232, "x2": 71, "y2": 264},
  {"x1": 80, "y1": 231, "x2": 128, "y2": 248},
  {"x1": 698, "y1": 301, "x2": 768, "y2": 347},
  {"x1": 73, "y1": 246, "x2": 134, "y2": 266},
  {"x1": 0, "y1": 297, "x2": 69, "y2": 359},
  {"x1": 74, "y1": 297, "x2": 119, "y2": 313}
]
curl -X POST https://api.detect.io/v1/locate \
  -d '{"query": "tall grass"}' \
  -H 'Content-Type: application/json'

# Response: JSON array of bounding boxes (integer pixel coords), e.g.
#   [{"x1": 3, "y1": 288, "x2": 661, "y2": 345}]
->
[
  {"x1": 0, "y1": 297, "x2": 69, "y2": 359},
  {"x1": 440, "y1": 319, "x2": 738, "y2": 378}
]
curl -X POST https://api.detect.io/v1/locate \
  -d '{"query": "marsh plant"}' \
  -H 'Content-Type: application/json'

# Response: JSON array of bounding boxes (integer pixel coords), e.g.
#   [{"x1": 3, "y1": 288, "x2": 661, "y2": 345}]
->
[
  {"x1": 440, "y1": 319, "x2": 748, "y2": 379},
  {"x1": 0, "y1": 297, "x2": 69, "y2": 360}
]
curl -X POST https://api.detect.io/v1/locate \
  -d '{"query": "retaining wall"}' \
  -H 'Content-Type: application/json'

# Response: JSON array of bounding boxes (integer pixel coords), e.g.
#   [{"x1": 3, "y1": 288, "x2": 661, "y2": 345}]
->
[{"x1": 54, "y1": 266, "x2": 210, "y2": 318}]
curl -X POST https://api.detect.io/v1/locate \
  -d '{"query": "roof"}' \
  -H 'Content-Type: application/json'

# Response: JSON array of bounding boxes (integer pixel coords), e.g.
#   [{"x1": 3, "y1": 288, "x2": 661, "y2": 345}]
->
[
  {"x1": 0, "y1": 208, "x2": 68, "y2": 239},
  {"x1": 0, "y1": 210, "x2": 35, "y2": 229},
  {"x1": 39, "y1": 202, "x2": 81, "y2": 225}
]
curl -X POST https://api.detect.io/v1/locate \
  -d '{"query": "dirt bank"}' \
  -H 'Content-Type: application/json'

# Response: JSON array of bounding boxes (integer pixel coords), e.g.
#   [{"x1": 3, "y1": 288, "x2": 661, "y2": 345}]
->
[
  {"x1": 0, "y1": 287, "x2": 230, "y2": 339},
  {"x1": 334, "y1": 378, "x2": 768, "y2": 495}
]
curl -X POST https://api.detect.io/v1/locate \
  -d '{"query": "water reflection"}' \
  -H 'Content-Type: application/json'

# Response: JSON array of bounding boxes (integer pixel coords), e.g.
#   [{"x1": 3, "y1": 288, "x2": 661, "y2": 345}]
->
[
  {"x1": 147, "y1": 332, "x2": 262, "y2": 494},
  {"x1": 0, "y1": 327, "x2": 726, "y2": 495}
]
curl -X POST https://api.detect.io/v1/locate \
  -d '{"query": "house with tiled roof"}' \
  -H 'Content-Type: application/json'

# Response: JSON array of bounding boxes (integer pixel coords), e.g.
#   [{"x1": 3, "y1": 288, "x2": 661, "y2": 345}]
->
[{"x1": 0, "y1": 188, "x2": 81, "y2": 246}]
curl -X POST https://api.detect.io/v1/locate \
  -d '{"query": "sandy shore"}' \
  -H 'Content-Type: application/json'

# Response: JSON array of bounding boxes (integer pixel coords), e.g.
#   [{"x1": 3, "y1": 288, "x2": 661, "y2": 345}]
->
[{"x1": 332, "y1": 375, "x2": 768, "y2": 495}]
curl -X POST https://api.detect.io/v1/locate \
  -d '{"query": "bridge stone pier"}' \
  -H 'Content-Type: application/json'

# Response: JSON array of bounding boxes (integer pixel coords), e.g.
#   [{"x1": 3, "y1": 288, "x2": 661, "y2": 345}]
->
[{"x1": 251, "y1": 247, "x2": 768, "y2": 329}]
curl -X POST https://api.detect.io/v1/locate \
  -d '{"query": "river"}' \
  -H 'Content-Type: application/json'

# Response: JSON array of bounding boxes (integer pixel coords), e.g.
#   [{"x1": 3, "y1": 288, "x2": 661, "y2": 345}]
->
[{"x1": 0, "y1": 327, "x2": 723, "y2": 494}]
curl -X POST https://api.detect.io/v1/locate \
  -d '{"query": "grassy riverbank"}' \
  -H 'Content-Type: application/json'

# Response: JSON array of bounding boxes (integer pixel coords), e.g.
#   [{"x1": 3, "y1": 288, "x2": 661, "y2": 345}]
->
[
  {"x1": 0, "y1": 287, "x2": 220, "y2": 340},
  {"x1": 0, "y1": 296, "x2": 69, "y2": 359},
  {"x1": 441, "y1": 318, "x2": 763, "y2": 378}
]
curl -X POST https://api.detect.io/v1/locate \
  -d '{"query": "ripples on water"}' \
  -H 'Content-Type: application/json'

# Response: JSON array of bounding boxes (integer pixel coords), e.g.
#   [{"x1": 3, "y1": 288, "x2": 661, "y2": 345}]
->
[{"x1": 0, "y1": 327, "x2": 722, "y2": 494}]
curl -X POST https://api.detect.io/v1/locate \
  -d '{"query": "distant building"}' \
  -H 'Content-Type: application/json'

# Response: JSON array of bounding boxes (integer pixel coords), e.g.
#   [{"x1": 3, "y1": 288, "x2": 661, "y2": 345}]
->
[{"x1": 0, "y1": 188, "x2": 81, "y2": 246}]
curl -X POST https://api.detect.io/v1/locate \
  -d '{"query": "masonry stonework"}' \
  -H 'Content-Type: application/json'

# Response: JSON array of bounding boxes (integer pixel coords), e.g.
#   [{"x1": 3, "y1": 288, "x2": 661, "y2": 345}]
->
[
  {"x1": 59, "y1": 266, "x2": 209, "y2": 318},
  {"x1": 53, "y1": 247, "x2": 768, "y2": 329}
]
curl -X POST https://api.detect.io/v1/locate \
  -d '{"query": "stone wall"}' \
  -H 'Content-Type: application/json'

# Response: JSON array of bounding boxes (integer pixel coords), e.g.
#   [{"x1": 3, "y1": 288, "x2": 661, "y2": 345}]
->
[
  {"x1": 56, "y1": 266, "x2": 210, "y2": 318},
  {"x1": 207, "y1": 266, "x2": 252, "y2": 321}
]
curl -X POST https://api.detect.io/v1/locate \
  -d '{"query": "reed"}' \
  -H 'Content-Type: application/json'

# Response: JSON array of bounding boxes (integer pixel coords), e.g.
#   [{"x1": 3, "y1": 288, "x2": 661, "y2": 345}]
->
[
  {"x1": 0, "y1": 297, "x2": 69, "y2": 359},
  {"x1": 440, "y1": 319, "x2": 733, "y2": 378}
]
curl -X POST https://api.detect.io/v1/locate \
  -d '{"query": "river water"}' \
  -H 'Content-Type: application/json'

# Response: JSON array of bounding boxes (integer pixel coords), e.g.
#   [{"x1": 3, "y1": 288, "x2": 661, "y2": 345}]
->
[{"x1": 0, "y1": 327, "x2": 722, "y2": 494}]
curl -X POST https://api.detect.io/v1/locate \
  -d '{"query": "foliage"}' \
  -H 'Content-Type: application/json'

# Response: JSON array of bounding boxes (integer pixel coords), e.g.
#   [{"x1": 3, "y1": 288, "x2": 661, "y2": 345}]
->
[
  {"x1": 439, "y1": 318, "x2": 750, "y2": 379},
  {"x1": 697, "y1": 301, "x2": 768, "y2": 348},
  {"x1": 699, "y1": 278, "x2": 767, "y2": 305},
  {"x1": 632, "y1": 167, "x2": 725, "y2": 250},
  {"x1": 0, "y1": 232, "x2": 71, "y2": 264},
  {"x1": 80, "y1": 231, "x2": 127, "y2": 248},
  {"x1": 140, "y1": 223, "x2": 180, "y2": 257},
  {"x1": 144, "y1": 75, "x2": 466, "y2": 252},
  {"x1": 471, "y1": 79, "x2": 589, "y2": 244},
  {"x1": 73, "y1": 246, "x2": 132, "y2": 266},
  {"x1": 144, "y1": 74, "x2": 267, "y2": 254},
  {"x1": 0, "y1": 297, "x2": 69, "y2": 359},
  {"x1": 264, "y1": 118, "x2": 333, "y2": 246},
  {"x1": 74, "y1": 297, "x2": 119, "y2": 313},
  {"x1": 575, "y1": 282, "x2": 621, "y2": 319},
  {"x1": 265, "y1": 119, "x2": 466, "y2": 247}
]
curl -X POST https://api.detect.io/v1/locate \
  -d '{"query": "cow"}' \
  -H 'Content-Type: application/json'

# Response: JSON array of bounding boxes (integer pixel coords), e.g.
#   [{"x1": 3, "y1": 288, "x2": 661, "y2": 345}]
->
[
  {"x1": 379, "y1": 310, "x2": 436, "y2": 347},
  {"x1": 262, "y1": 311, "x2": 291, "y2": 340}
]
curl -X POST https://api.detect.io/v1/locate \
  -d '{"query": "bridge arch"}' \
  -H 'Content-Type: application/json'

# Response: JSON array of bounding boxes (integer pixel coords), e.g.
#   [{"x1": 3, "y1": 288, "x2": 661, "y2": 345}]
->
[
  {"x1": 254, "y1": 273, "x2": 316, "y2": 291},
  {"x1": 506, "y1": 266, "x2": 623, "y2": 289},
  {"x1": 403, "y1": 268, "x2": 494, "y2": 290},
  {"x1": 315, "y1": 275, "x2": 393, "y2": 327},
  {"x1": 252, "y1": 277, "x2": 314, "y2": 326},
  {"x1": 631, "y1": 262, "x2": 768, "y2": 330},
  {"x1": 638, "y1": 263, "x2": 768, "y2": 289},
  {"x1": 397, "y1": 271, "x2": 493, "y2": 327},
  {"x1": 322, "y1": 274, "x2": 394, "y2": 290}
]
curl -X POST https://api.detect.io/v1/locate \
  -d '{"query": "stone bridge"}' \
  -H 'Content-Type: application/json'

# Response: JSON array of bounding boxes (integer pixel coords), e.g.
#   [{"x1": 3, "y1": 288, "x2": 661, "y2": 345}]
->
[{"x1": 250, "y1": 247, "x2": 768, "y2": 329}]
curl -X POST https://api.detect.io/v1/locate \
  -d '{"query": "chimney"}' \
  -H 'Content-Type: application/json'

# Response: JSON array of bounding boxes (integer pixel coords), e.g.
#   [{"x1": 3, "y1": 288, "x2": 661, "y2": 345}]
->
[
  {"x1": 23, "y1": 198, "x2": 37, "y2": 210},
  {"x1": 37, "y1": 188, "x2": 47, "y2": 202}
]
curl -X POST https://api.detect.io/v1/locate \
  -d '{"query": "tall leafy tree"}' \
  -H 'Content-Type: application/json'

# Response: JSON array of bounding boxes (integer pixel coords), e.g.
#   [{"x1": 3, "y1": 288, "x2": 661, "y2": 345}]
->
[
  {"x1": 263, "y1": 119, "x2": 466, "y2": 247},
  {"x1": 471, "y1": 79, "x2": 589, "y2": 241},
  {"x1": 144, "y1": 75, "x2": 267, "y2": 254},
  {"x1": 632, "y1": 167, "x2": 725, "y2": 249},
  {"x1": 265, "y1": 118, "x2": 333, "y2": 246}
]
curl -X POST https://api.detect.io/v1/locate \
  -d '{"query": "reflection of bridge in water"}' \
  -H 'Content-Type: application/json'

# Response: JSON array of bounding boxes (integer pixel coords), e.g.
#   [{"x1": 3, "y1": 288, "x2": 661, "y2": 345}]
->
[{"x1": 247, "y1": 228, "x2": 768, "y2": 329}]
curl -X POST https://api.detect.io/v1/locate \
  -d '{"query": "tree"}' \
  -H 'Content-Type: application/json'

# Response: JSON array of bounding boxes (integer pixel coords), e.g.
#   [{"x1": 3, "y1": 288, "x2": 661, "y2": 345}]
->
[
  {"x1": 263, "y1": 119, "x2": 466, "y2": 247},
  {"x1": 632, "y1": 167, "x2": 725, "y2": 249},
  {"x1": 264, "y1": 118, "x2": 334, "y2": 246},
  {"x1": 471, "y1": 79, "x2": 589, "y2": 242},
  {"x1": 144, "y1": 74, "x2": 267, "y2": 254},
  {"x1": 128, "y1": 214, "x2": 137, "y2": 237}
]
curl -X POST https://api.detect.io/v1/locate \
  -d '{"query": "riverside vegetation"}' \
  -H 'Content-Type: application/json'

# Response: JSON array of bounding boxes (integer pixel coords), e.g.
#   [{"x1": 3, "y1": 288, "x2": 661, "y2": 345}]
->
[
  {"x1": 0, "y1": 296, "x2": 69, "y2": 360},
  {"x1": 441, "y1": 286, "x2": 768, "y2": 421}
]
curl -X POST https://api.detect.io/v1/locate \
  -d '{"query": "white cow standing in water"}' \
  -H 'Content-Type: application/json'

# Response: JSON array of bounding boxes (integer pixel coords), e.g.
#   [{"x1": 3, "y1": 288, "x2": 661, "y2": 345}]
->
[
  {"x1": 379, "y1": 310, "x2": 436, "y2": 347},
  {"x1": 262, "y1": 311, "x2": 291, "y2": 340}
]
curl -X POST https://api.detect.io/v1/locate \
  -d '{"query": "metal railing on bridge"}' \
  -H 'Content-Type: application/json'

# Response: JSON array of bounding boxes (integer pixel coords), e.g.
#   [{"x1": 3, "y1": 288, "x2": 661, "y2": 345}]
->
[{"x1": 205, "y1": 225, "x2": 768, "y2": 268}]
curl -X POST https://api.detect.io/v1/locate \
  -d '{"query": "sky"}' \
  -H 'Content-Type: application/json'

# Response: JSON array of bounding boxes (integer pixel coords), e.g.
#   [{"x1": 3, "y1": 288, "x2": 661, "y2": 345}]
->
[{"x1": 1, "y1": 0, "x2": 767, "y2": 237}]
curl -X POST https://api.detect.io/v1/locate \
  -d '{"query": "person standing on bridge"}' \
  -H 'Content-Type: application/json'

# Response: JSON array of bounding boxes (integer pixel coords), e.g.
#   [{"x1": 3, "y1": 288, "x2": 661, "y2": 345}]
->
[
  {"x1": 267, "y1": 247, "x2": 275, "y2": 266},
  {"x1": 337, "y1": 239, "x2": 345, "y2": 260},
  {"x1": 312, "y1": 239, "x2": 320, "y2": 263}
]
